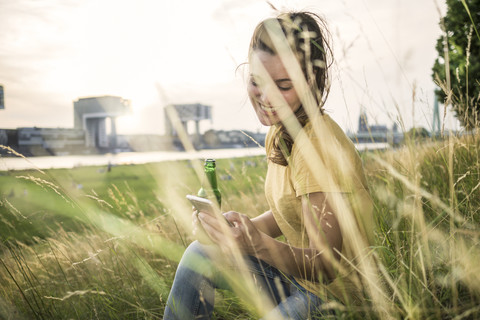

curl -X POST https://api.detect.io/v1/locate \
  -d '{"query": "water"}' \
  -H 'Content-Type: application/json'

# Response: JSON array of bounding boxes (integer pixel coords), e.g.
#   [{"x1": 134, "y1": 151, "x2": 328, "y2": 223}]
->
[
  {"x1": 0, "y1": 143, "x2": 388, "y2": 171},
  {"x1": 0, "y1": 148, "x2": 266, "y2": 171}
]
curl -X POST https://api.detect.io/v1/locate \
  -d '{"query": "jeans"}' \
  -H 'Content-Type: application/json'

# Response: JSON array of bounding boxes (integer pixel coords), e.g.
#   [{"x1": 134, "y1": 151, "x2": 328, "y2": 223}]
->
[{"x1": 163, "y1": 241, "x2": 329, "y2": 320}]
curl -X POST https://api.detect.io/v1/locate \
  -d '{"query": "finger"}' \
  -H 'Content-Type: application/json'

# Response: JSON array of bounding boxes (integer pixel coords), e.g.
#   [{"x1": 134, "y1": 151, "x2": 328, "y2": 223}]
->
[
  {"x1": 192, "y1": 210, "x2": 200, "y2": 225},
  {"x1": 223, "y1": 211, "x2": 239, "y2": 220},
  {"x1": 223, "y1": 211, "x2": 243, "y2": 226},
  {"x1": 198, "y1": 214, "x2": 223, "y2": 243},
  {"x1": 222, "y1": 212, "x2": 236, "y2": 227},
  {"x1": 200, "y1": 212, "x2": 233, "y2": 240},
  {"x1": 198, "y1": 212, "x2": 222, "y2": 232}
]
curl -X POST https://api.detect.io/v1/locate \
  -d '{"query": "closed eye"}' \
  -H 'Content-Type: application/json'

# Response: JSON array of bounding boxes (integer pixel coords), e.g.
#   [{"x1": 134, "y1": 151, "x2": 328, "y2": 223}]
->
[
  {"x1": 276, "y1": 80, "x2": 293, "y2": 91},
  {"x1": 277, "y1": 84, "x2": 293, "y2": 91},
  {"x1": 250, "y1": 75, "x2": 293, "y2": 91}
]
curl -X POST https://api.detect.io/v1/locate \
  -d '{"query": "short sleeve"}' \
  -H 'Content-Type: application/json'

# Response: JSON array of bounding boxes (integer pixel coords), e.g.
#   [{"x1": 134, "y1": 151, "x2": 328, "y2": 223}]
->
[
  {"x1": 291, "y1": 135, "x2": 348, "y2": 196},
  {"x1": 290, "y1": 116, "x2": 360, "y2": 197}
]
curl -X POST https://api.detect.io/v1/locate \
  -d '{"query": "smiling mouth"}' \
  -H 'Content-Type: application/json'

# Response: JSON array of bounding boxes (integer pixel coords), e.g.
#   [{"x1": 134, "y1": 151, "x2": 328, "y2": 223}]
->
[{"x1": 259, "y1": 104, "x2": 278, "y2": 115}]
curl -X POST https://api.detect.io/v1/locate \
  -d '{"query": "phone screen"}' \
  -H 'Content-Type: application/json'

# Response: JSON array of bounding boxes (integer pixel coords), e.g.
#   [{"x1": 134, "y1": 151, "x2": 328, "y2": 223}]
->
[
  {"x1": 186, "y1": 195, "x2": 216, "y2": 214},
  {"x1": 186, "y1": 195, "x2": 232, "y2": 227}
]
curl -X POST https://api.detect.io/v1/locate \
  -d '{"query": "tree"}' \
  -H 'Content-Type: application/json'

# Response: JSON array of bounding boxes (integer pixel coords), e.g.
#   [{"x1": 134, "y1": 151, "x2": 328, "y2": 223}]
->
[
  {"x1": 432, "y1": 0, "x2": 480, "y2": 129},
  {"x1": 406, "y1": 127, "x2": 430, "y2": 141}
]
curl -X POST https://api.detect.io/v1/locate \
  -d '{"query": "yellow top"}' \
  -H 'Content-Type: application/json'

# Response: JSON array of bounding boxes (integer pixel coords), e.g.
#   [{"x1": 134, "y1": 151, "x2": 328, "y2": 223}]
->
[{"x1": 264, "y1": 113, "x2": 374, "y2": 305}]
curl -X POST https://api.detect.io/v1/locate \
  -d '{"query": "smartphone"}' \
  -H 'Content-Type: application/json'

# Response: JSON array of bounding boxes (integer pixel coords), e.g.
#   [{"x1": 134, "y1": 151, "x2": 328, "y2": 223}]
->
[{"x1": 186, "y1": 195, "x2": 233, "y2": 227}]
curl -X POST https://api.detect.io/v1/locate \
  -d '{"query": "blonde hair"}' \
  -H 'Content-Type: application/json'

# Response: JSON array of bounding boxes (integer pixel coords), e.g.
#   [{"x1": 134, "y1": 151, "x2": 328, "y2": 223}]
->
[{"x1": 249, "y1": 11, "x2": 333, "y2": 166}]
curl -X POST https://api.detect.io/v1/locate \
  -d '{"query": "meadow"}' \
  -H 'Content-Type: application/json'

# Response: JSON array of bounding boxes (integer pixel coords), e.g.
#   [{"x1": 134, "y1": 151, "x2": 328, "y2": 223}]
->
[{"x1": 0, "y1": 132, "x2": 479, "y2": 319}]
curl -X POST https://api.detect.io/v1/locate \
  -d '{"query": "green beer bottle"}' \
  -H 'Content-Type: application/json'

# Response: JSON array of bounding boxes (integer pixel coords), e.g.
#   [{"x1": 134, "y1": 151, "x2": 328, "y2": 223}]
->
[{"x1": 197, "y1": 159, "x2": 221, "y2": 208}]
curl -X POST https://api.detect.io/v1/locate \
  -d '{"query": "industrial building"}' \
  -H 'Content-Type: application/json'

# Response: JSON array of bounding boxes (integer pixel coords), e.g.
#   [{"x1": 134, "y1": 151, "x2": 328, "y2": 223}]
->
[
  {"x1": 0, "y1": 96, "x2": 265, "y2": 156},
  {"x1": 1, "y1": 95, "x2": 132, "y2": 156},
  {"x1": 74, "y1": 96, "x2": 132, "y2": 149},
  {"x1": 0, "y1": 91, "x2": 400, "y2": 157}
]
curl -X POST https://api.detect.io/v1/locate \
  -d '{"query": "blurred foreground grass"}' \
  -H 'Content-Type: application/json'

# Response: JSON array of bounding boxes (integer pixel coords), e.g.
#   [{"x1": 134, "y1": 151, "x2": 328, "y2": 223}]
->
[
  {"x1": 0, "y1": 134, "x2": 479, "y2": 319},
  {"x1": 0, "y1": 156, "x2": 268, "y2": 319}
]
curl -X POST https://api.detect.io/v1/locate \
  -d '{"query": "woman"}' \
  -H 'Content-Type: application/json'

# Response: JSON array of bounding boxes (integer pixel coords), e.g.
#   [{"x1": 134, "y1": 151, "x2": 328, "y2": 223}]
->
[{"x1": 164, "y1": 11, "x2": 374, "y2": 320}]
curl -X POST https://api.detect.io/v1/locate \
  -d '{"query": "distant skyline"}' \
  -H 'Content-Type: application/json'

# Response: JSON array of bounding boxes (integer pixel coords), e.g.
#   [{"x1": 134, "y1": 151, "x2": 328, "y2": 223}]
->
[{"x1": 0, "y1": 0, "x2": 460, "y2": 135}]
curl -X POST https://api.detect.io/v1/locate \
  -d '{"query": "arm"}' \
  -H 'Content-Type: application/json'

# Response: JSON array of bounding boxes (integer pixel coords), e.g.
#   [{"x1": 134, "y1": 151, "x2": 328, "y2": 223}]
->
[
  {"x1": 251, "y1": 210, "x2": 283, "y2": 238},
  {"x1": 254, "y1": 192, "x2": 342, "y2": 282},
  {"x1": 198, "y1": 192, "x2": 342, "y2": 282}
]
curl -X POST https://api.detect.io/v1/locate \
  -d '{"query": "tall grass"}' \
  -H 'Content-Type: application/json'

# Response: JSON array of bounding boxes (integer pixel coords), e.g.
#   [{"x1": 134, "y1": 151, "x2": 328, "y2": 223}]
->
[
  {"x1": 1, "y1": 5, "x2": 480, "y2": 319},
  {"x1": 366, "y1": 133, "x2": 480, "y2": 319},
  {"x1": 0, "y1": 156, "x2": 268, "y2": 319},
  {"x1": 0, "y1": 135, "x2": 479, "y2": 319}
]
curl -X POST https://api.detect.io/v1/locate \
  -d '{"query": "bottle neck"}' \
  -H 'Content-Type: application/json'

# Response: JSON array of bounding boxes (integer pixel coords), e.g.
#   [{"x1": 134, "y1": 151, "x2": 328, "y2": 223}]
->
[
  {"x1": 204, "y1": 160, "x2": 218, "y2": 190},
  {"x1": 200, "y1": 160, "x2": 221, "y2": 207},
  {"x1": 204, "y1": 169, "x2": 218, "y2": 190}
]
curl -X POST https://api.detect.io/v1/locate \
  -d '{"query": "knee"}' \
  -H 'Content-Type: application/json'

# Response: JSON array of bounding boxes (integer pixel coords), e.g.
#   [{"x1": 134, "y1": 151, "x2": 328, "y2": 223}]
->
[
  {"x1": 183, "y1": 240, "x2": 211, "y2": 260},
  {"x1": 178, "y1": 241, "x2": 218, "y2": 273}
]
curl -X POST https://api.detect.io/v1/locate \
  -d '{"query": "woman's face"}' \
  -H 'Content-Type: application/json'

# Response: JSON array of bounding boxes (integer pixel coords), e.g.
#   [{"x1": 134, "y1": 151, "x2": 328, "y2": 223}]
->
[{"x1": 247, "y1": 50, "x2": 302, "y2": 126}]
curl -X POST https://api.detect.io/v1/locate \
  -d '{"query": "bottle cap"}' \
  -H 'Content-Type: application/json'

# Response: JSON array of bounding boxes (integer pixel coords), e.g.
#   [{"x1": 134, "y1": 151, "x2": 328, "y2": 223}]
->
[{"x1": 205, "y1": 159, "x2": 216, "y2": 166}]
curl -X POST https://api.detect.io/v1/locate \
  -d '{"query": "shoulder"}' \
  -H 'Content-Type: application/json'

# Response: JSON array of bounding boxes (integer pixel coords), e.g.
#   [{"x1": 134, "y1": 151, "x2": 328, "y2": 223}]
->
[
  {"x1": 306, "y1": 114, "x2": 349, "y2": 140},
  {"x1": 293, "y1": 114, "x2": 354, "y2": 155},
  {"x1": 290, "y1": 113, "x2": 366, "y2": 191}
]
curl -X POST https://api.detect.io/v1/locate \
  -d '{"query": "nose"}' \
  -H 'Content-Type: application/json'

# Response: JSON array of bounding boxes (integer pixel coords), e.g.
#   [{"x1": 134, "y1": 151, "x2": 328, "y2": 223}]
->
[
  {"x1": 256, "y1": 85, "x2": 273, "y2": 106},
  {"x1": 259, "y1": 90, "x2": 270, "y2": 105}
]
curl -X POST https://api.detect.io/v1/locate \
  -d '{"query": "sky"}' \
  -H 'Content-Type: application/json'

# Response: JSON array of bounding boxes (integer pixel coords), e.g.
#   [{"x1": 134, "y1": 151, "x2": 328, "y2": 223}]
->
[{"x1": 0, "y1": 0, "x2": 458, "y2": 136}]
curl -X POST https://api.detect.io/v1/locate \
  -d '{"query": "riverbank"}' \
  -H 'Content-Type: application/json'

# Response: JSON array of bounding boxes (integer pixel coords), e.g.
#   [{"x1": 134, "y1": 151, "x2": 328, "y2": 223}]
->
[
  {"x1": 0, "y1": 147, "x2": 266, "y2": 171},
  {"x1": 0, "y1": 142, "x2": 389, "y2": 171}
]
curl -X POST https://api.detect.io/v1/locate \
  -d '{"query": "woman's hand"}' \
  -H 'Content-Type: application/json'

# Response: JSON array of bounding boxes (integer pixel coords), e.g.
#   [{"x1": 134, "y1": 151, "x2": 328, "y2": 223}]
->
[
  {"x1": 198, "y1": 210, "x2": 265, "y2": 256},
  {"x1": 192, "y1": 210, "x2": 215, "y2": 245}
]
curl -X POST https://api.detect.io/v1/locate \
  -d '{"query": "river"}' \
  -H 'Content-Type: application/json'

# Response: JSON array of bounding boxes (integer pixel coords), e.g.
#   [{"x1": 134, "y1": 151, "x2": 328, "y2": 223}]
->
[
  {"x1": 0, "y1": 148, "x2": 267, "y2": 171},
  {"x1": 0, "y1": 143, "x2": 388, "y2": 171}
]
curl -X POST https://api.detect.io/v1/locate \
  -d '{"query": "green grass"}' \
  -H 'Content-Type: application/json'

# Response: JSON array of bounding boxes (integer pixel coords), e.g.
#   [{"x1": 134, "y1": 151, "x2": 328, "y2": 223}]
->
[
  {"x1": 0, "y1": 136, "x2": 479, "y2": 319},
  {"x1": 365, "y1": 135, "x2": 480, "y2": 319},
  {"x1": 0, "y1": 156, "x2": 268, "y2": 319}
]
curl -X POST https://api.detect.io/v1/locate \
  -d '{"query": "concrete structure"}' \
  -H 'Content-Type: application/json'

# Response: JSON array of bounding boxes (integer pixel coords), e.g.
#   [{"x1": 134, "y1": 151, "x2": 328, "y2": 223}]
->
[
  {"x1": 164, "y1": 103, "x2": 212, "y2": 147},
  {"x1": 74, "y1": 96, "x2": 131, "y2": 149},
  {"x1": 1, "y1": 93, "x2": 272, "y2": 156},
  {"x1": 165, "y1": 103, "x2": 211, "y2": 136}
]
